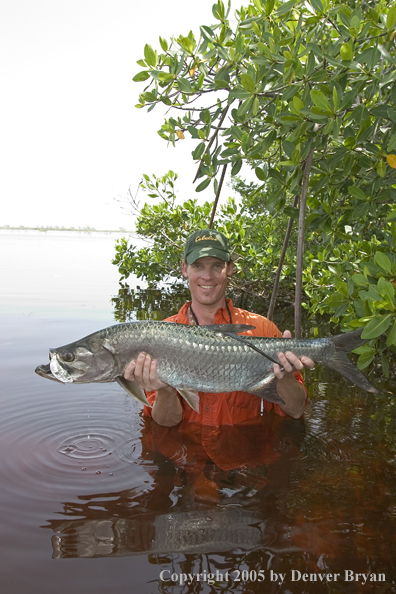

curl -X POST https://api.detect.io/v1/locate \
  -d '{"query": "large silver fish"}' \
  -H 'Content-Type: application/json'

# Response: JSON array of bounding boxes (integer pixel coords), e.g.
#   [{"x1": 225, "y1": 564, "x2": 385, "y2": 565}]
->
[{"x1": 35, "y1": 322, "x2": 378, "y2": 410}]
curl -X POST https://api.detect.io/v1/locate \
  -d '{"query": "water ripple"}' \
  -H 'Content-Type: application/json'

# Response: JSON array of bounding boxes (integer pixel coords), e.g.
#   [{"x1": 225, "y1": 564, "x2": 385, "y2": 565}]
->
[{"x1": 0, "y1": 383, "x2": 155, "y2": 510}]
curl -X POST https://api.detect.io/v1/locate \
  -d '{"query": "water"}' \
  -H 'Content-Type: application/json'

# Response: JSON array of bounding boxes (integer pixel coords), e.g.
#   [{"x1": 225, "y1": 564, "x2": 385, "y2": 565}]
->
[{"x1": 1, "y1": 230, "x2": 396, "y2": 594}]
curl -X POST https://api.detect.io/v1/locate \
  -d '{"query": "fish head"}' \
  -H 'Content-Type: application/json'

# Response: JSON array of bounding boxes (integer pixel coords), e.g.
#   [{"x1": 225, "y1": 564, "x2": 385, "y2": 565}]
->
[{"x1": 36, "y1": 336, "x2": 118, "y2": 384}]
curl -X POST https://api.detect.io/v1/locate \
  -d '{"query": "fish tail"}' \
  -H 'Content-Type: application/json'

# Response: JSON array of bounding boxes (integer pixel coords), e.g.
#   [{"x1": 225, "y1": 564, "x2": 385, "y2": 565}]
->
[{"x1": 321, "y1": 330, "x2": 379, "y2": 394}]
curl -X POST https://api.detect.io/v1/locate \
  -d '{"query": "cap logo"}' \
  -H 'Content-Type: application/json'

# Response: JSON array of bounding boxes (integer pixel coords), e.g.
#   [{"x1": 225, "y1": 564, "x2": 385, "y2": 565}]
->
[{"x1": 195, "y1": 234, "x2": 218, "y2": 243}]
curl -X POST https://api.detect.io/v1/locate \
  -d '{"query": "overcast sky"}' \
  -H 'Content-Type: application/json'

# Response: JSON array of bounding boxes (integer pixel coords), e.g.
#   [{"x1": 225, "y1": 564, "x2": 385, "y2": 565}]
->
[{"x1": 1, "y1": 0, "x2": 236, "y2": 230}]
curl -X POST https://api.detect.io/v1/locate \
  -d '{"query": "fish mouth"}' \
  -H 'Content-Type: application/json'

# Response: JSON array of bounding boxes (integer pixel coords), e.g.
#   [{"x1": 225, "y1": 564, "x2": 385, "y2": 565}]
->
[{"x1": 35, "y1": 363, "x2": 63, "y2": 383}]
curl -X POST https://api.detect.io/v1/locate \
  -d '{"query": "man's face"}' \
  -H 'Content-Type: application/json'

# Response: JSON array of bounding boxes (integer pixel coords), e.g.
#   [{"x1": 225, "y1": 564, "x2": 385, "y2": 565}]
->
[{"x1": 182, "y1": 256, "x2": 234, "y2": 308}]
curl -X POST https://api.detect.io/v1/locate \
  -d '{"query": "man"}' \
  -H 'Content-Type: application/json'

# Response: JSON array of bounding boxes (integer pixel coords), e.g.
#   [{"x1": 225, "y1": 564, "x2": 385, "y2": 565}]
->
[{"x1": 124, "y1": 229, "x2": 314, "y2": 427}]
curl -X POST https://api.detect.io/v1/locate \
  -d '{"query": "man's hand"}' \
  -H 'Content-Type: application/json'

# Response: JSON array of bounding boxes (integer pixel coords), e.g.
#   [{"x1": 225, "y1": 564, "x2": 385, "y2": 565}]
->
[
  {"x1": 124, "y1": 353, "x2": 182, "y2": 427},
  {"x1": 273, "y1": 330, "x2": 315, "y2": 380},
  {"x1": 124, "y1": 353, "x2": 170, "y2": 392}
]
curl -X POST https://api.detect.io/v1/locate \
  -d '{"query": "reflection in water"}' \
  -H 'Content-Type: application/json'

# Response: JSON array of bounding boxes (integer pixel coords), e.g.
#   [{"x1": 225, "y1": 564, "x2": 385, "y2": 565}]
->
[
  {"x1": 111, "y1": 283, "x2": 298, "y2": 327},
  {"x1": 46, "y1": 415, "x2": 304, "y2": 558},
  {"x1": 39, "y1": 389, "x2": 396, "y2": 591},
  {"x1": 111, "y1": 283, "x2": 191, "y2": 323}
]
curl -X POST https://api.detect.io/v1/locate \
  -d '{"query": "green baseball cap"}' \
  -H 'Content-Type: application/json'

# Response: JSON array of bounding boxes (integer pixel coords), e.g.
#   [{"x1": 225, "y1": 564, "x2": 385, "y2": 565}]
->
[{"x1": 184, "y1": 229, "x2": 231, "y2": 264}]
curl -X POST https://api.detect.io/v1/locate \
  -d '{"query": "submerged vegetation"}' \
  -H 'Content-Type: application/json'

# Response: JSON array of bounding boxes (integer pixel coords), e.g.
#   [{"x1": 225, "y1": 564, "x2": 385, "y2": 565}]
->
[{"x1": 113, "y1": 0, "x2": 396, "y2": 380}]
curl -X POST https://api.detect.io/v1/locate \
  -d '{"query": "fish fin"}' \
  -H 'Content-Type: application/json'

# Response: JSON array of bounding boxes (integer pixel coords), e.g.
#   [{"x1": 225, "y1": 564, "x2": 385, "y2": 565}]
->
[
  {"x1": 115, "y1": 377, "x2": 151, "y2": 406},
  {"x1": 223, "y1": 332, "x2": 281, "y2": 365},
  {"x1": 203, "y1": 324, "x2": 256, "y2": 334},
  {"x1": 316, "y1": 330, "x2": 379, "y2": 393},
  {"x1": 321, "y1": 351, "x2": 379, "y2": 393},
  {"x1": 247, "y1": 374, "x2": 285, "y2": 405},
  {"x1": 177, "y1": 388, "x2": 201, "y2": 412},
  {"x1": 331, "y1": 329, "x2": 367, "y2": 352},
  {"x1": 102, "y1": 340, "x2": 117, "y2": 355}
]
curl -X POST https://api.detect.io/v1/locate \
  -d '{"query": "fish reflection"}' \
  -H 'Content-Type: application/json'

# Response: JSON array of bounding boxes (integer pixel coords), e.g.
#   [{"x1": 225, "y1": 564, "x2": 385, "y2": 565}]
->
[
  {"x1": 50, "y1": 508, "x2": 293, "y2": 558},
  {"x1": 45, "y1": 414, "x2": 306, "y2": 558}
]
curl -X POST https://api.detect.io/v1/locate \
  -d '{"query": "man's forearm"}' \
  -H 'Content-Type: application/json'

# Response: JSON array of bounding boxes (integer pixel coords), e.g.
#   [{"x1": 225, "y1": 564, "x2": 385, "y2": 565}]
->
[
  {"x1": 276, "y1": 374, "x2": 307, "y2": 419},
  {"x1": 151, "y1": 386, "x2": 183, "y2": 427}
]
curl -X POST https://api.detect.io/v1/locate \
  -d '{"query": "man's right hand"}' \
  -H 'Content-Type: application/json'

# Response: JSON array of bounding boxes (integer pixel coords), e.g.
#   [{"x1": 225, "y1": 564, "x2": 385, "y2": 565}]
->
[
  {"x1": 124, "y1": 352, "x2": 183, "y2": 427},
  {"x1": 124, "y1": 352, "x2": 170, "y2": 392}
]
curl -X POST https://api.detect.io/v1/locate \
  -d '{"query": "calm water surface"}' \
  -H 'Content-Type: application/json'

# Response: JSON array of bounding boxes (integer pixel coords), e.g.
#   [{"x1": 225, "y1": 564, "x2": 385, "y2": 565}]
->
[{"x1": 1, "y1": 230, "x2": 396, "y2": 594}]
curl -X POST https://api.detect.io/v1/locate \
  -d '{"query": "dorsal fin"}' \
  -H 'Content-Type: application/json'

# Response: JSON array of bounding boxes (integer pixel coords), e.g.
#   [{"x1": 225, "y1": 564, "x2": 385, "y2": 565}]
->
[{"x1": 203, "y1": 324, "x2": 255, "y2": 334}]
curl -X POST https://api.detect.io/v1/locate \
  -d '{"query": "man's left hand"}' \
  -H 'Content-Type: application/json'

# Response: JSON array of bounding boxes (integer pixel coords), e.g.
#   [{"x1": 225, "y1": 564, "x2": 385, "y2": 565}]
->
[{"x1": 273, "y1": 330, "x2": 315, "y2": 380}]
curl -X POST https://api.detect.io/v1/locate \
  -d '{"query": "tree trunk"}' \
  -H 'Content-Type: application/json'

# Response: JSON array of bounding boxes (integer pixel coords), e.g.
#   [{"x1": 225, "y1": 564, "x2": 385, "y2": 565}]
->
[
  {"x1": 267, "y1": 194, "x2": 299, "y2": 320},
  {"x1": 208, "y1": 164, "x2": 228, "y2": 229},
  {"x1": 295, "y1": 145, "x2": 315, "y2": 338}
]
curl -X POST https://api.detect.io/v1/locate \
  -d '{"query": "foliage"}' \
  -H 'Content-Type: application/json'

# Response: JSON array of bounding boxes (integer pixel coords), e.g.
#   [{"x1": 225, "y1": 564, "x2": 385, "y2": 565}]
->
[
  {"x1": 112, "y1": 170, "x2": 297, "y2": 304},
  {"x1": 117, "y1": 0, "x2": 396, "y2": 378},
  {"x1": 304, "y1": 230, "x2": 396, "y2": 376}
]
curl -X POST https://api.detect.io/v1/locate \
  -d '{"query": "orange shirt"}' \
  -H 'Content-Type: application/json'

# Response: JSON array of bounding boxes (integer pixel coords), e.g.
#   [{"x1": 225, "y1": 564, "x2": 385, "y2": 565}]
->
[{"x1": 143, "y1": 299, "x2": 307, "y2": 426}]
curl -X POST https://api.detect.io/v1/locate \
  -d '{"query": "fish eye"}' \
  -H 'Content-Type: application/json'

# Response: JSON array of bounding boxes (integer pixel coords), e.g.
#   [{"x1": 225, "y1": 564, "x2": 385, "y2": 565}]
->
[{"x1": 63, "y1": 352, "x2": 75, "y2": 363}]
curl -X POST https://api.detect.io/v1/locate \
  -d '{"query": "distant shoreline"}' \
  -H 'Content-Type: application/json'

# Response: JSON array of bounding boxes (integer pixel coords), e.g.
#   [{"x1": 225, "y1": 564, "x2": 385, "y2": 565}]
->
[{"x1": 0, "y1": 226, "x2": 131, "y2": 233}]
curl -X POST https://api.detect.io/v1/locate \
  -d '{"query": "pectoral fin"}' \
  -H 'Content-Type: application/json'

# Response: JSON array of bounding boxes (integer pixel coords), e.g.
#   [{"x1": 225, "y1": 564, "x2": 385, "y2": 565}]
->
[
  {"x1": 116, "y1": 376, "x2": 151, "y2": 407},
  {"x1": 247, "y1": 374, "x2": 285, "y2": 405},
  {"x1": 177, "y1": 388, "x2": 200, "y2": 413}
]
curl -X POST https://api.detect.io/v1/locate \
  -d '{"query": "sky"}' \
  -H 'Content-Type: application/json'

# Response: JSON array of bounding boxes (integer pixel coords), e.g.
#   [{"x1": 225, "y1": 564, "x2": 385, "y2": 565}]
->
[{"x1": 1, "y1": 0, "x2": 239, "y2": 230}]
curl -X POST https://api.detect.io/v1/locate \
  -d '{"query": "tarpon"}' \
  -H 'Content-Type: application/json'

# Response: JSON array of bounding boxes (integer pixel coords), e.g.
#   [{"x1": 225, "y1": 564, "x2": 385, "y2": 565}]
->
[{"x1": 35, "y1": 322, "x2": 378, "y2": 410}]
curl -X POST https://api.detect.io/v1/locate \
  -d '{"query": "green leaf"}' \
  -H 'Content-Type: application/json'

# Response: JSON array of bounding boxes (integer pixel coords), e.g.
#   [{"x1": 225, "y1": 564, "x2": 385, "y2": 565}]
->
[
  {"x1": 192, "y1": 142, "x2": 206, "y2": 160},
  {"x1": 200, "y1": 25, "x2": 216, "y2": 41},
  {"x1": 377, "y1": 277, "x2": 395, "y2": 304},
  {"x1": 159, "y1": 36, "x2": 168, "y2": 52},
  {"x1": 386, "y1": 320, "x2": 396, "y2": 347},
  {"x1": 374, "y1": 251, "x2": 392, "y2": 274},
  {"x1": 255, "y1": 167, "x2": 266, "y2": 181},
  {"x1": 195, "y1": 178, "x2": 211, "y2": 192},
  {"x1": 381, "y1": 352, "x2": 390, "y2": 379},
  {"x1": 361, "y1": 314, "x2": 393, "y2": 339},
  {"x1": 274, "y1": 0, "x2": 295, "y2": 16},
  {"x1": 157, "y1": 72, "x2": 174, "y2": 82},
  {"x1": 229, "y1": 88, "x2": 254, "y2": 100},
  {"x1": 310, "y1": 0, "x2": 323, "y2": 13},
  {"x1": 144, "y1": 44, "x2": 157, "y2": 67},
  {"x1": 133, "y1": 71, "x2": 150, "y2": 82},
  {"x1": 332, "y1": 86, "x2": 338, "y2": 112},
  {"x1": 238, "y1": 96, "x2": 254, "y2": 117},
  {"x1": 187, "y1": 125, "x2": 200, "y2": 139},
  {"x1": 340, "y1": 43, "x2": 353, "y2": 61},
  {"x1": 387, "y1": 4, "x2": 396, "y2": 31},
  {"x1": 324, "y1": 294, "x2": 349, "y2": 310},
  {"x1": 387, "y1": 133, "x2": 396, "y2": 152},
  {"x1": 357, "y1": 351, "x2": 374, "y2": 370},
  {"x1": 310, "y1": 90, "x2": 332, "y2": 112},
  {"x1": 359, "y1": 285, "x2": 383, "y2": 303},
  {"x1": 348, "y1": 186, "x2": 367, "y2": 201},
  {"x1": 352, "y1": 274, "x2": 369, "y2": 287},
  {"x1": 376, "y1": 160, "x2": 386, "y2": 177},
  {"x1": 231, "y1": 159, "x2": 243, "y2": 176},
  {"x1": 178, "y1": 78, "x2": 193, "y2": 93},
  {"x1": 292, "y1": 95, "x2": 304, "y2": 113},
  {"x1": 240, "y1": 74, "x2": 256, "y2": 93},
  {"x1": 140, "y1": 91, "x2": 157, "y2": 102}
]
